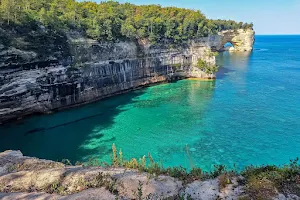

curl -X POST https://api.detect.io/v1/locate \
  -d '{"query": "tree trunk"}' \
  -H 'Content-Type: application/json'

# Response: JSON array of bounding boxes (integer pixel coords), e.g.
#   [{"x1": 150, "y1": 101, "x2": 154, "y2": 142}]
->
[{"x1": 7, "y1": 12, "x2": 10, "y2": 25}]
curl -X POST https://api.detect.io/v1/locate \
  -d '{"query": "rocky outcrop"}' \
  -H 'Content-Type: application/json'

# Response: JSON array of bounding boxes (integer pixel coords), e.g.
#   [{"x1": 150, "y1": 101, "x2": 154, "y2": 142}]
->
[
  {"x1": 0, "y1": 150, "x2": 240, "y2": 200},
  {"x1": 0, "y1": 27, "x2": 254, "y2": 123},
  {"x1": 216, "y1": 29, "x2": 255, "y2": 52},
  {"x1": 1, "y1": 150, "x2": 298, "y2": 200}
]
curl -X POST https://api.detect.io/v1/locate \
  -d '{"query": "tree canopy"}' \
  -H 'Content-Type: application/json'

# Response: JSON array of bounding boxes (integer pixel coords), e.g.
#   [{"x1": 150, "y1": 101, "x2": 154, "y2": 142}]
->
[{"x1": 0, "y1": 0, "x2": 253, "y2": 43}]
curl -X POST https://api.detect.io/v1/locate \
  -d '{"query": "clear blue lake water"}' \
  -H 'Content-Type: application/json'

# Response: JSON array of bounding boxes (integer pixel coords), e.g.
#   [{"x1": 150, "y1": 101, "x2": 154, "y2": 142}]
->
[{"x1": 1, "y1": 35, "x2": 300, "y2": 171}]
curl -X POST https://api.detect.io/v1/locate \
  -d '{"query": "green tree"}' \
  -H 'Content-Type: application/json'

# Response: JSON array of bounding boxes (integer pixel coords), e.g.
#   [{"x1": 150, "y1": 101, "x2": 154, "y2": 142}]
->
[
  {"x1": 0, "y1": 0, "x2": 253, "y2": 42},
  {"x1": 196, "y1": 59, "x2": 219, "y2": 74},
  {"x1": 121, "y1": 20, "x2": 137, "y2": 39},
  {"x1": 0, "y1": 0, "x2": 17, "y2": 25}
]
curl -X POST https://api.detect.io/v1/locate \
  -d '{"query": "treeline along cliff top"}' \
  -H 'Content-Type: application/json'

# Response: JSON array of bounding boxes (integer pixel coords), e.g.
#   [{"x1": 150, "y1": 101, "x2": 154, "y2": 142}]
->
[{"x1": 0, "y1": 0, "x2": 253, "y2": 43}]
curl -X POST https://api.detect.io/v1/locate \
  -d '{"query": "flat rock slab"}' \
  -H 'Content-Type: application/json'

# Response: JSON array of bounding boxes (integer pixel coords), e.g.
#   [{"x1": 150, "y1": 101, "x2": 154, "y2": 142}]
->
[
  {"x1": 117, "y1": 172, "x2": 182, "y2": 199},
  {"x1": 0, "y1": 188, "x2": 116, "y2": 200},
  {"x1": 183, "y1": 180, "x2": 219, "y2": 200},
  {"x1": 0, "y1": 150, "x2": 64, "y2": 176},
  {"x1": 0, "y1": 192, "x2": 61, "y2": 200},
  {"x1": 60, "y1": 188, "x2": 116, "y2": 200}
]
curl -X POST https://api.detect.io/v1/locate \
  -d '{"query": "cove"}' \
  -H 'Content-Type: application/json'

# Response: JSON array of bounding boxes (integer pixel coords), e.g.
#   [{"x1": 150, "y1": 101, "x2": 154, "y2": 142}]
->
[{"x1": 1, "y1": 35, "x2": 300, "y2": 171}]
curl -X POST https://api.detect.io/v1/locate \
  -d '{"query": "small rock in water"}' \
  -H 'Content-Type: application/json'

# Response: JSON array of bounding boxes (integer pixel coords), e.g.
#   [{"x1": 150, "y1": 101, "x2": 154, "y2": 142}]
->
[{"x1": 190, "y1": 148, "x2": 196, "y2": 152}]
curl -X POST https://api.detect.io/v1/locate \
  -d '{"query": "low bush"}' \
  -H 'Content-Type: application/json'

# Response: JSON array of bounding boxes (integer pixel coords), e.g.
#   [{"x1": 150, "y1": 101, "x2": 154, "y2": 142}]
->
[
  {"x1": 196, "y1": 59, "x2": 219, "y2": 74},
  {"x1": 241, "y1": 158, "x2": 300, "y2": 197},
  {"x1": 245, "y1": 177, "x2": 278, "y2": 200},
  {"x1": 78, "y1": 144, "x2": 300, "y2": 198}
]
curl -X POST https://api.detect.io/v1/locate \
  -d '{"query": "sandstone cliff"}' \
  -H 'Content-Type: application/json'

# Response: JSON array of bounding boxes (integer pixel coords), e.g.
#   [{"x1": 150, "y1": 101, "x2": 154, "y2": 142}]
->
[
  {"x1": 216, "y1": 29, "x2": 255, "y2": 52},
  {"x1": 0, "y1": 27, "x2": 254, "y2": 123}
]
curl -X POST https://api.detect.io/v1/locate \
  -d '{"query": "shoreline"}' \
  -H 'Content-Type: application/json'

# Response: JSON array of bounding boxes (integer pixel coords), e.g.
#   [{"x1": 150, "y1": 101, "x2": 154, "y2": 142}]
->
[
  {"x1": 0, "y1": 78, "x2": 215, "y2": 126},
  {"x1": 0, "y1": 80, "x2": 169, "y2": 125},
  {"x1": 0, "y1": 149, "x2": 299, "y2": 200}
]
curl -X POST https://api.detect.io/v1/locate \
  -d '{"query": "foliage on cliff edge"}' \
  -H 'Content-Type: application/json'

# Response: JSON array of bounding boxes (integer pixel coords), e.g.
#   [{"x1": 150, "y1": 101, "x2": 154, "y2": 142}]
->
[
  {"x1": 0, "y1": 0, "x2": 253, "y2": 43},
  {"x1": 196, "y1": 59, "x2": 219, "y2": 74}
]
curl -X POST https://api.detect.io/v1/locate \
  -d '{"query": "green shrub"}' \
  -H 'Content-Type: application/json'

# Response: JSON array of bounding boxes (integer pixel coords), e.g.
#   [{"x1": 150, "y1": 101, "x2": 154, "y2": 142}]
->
[
  {"x1": 170, "y1": 63, "x2": 182, "y2": 68},
  {"x1": 190, "y1": 168, "x2": 203, "y2": 180},
  {"x1": 211, "y1": 164, "x2": 226, "y2": 178},
  {"x1": 245, "y1": 177, "x2": 278, "y2": 200},
  {"x1": 112, "y1": 143, "x2": 119, "y2": 167},
  {"x1": 205, "y1": 49, "x2": 219, "y2": 58},
  {"x1": 166, "y1": 166, "x2": 189, "y2": 181},
  {"x1": 196, "y1": 59, "x2": 219, "y2": 74},
  {"x1": 47, "y1": 181, "x2": 67, "y2": 195},
  {"x1": 108, "y1": 144, "x2": 300, "y2": 196},
  {"x1": 241, "y1": 158, "x2": 300, "y2": 197}
]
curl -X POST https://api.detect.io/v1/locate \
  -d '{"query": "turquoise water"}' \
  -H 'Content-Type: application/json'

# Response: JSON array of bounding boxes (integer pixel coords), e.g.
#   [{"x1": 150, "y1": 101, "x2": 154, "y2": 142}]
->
[{"x1": 1, "y1": 35, "x2": 300, "y2": 171}]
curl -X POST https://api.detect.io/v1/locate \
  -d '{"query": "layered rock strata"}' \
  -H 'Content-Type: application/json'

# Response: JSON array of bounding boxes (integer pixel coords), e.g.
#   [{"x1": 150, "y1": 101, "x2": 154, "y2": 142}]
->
[{"x1": 0, "y1": 28, "x2": 254, "y2": 123}]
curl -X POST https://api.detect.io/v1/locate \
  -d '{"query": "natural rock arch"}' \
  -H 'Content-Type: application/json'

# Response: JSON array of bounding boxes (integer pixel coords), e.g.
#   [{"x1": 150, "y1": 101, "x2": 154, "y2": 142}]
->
[
  {"x1": 221, "y1": 41, "x2": 235, "y2": 51},
  {"x1": 214, "y1": 29, "x2": 255, "y2": 52}
]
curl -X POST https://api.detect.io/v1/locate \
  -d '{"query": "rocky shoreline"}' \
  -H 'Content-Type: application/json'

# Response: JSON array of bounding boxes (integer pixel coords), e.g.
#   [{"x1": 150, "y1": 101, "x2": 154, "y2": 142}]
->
[{"x1": 0, "y1": 150, "x2": 299, "y2": 200}]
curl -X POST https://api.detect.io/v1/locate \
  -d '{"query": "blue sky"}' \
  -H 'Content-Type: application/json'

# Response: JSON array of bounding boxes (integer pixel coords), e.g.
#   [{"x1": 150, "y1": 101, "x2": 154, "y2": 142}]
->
[{"x1": 88, "y1": 0, "x2": 300, "y2": 34}]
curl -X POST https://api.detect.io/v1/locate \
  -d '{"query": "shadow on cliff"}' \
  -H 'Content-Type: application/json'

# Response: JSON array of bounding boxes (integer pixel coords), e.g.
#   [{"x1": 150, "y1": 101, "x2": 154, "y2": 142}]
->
[
  {"x1": 0, "y1": 89, "x2": 146, "y2": 164},
  {"x1": 0, "y1": 21, "x2": 71, "y2": 71}
]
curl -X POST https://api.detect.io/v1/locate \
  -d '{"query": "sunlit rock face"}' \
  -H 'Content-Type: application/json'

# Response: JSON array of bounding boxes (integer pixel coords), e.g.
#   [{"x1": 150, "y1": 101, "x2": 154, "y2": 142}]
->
[
  {"x1": 215, "y1": 29, "x2": 255, "y2": 52},
  {"x1": 0, "y1": 28, "x2": 254, "y2": 123}
]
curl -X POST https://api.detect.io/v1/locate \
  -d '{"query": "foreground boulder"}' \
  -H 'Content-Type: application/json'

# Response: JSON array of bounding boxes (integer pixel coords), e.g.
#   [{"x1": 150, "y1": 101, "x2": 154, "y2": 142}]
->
[
  {"x1": 0, "y1": 150, "x2": 298, "y2": 200},
  {"x1": 0, "y1": 151, "x2": 183, "y2": 199}
]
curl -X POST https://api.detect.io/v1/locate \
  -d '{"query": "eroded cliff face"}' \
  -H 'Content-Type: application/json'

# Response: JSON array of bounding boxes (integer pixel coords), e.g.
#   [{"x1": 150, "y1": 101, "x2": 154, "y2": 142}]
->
[
  {"x1": 0, "y1": 28, "x2": 254, "y2": 123},
  {"x1": 216, "y1": 29, "x2": 255, "y2": 52}
]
